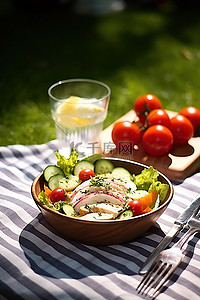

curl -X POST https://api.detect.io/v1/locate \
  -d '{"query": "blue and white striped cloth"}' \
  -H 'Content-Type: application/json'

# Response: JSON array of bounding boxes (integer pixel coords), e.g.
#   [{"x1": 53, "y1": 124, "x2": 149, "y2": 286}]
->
[{"x1": 0, "y1": 140, "x2": 200, "y2": 300}]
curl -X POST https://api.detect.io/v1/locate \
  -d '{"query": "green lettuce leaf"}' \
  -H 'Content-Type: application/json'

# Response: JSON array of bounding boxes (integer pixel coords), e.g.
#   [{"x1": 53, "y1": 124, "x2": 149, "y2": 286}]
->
[
  {"x1": 38, "y1": 190, "x2": 54, "y2": 209},
  {"x1": 38, "y1": 191, "x2": 70, "y2": 212},
  {"x1": 133, "y1": 166, "x2": 159, "y2": 190},
  {"x1": 148, "y1": 181, "x2": 169, "y2": 203},
  {"x1": 133, "y1": 166, "x2": 169, "y2": 203},
  {"x1": 55, "y1": 147, "x2": 79, "y2": 176}
]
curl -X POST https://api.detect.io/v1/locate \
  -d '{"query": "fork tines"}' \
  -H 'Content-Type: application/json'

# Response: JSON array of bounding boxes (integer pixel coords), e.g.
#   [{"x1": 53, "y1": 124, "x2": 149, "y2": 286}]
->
[
  {"x1": 137, "y1": 260, "x2": 177, "y2": 298},
  {"x1": 137, "y1": 205, "x2": 200, "y2": 298}
]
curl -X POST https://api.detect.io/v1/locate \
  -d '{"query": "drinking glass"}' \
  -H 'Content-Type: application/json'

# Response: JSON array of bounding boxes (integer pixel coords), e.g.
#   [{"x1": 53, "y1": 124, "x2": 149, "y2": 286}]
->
[{"x1": 48, "y1": 78, "x2": 110, "y2": 156}]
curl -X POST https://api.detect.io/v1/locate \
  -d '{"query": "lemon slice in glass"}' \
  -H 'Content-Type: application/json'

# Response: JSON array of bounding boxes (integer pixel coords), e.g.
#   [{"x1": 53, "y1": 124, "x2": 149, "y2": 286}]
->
[{"x1": 56, "y1": 96, "x2": 104, "y2": 128}]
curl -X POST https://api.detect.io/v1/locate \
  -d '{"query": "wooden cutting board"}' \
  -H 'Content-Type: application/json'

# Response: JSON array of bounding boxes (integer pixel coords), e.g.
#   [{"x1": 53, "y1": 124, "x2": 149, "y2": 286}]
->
[{"x1": 100, "y1": 110, "x2": 200, "y2": 181}]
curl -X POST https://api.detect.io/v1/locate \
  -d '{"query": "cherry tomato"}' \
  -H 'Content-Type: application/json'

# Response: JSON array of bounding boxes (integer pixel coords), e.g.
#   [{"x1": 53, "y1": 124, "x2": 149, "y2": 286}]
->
[
  {"x1": 170, "y1": 115, "x2": 194, "y2": 145},
  {"x1": 179, "y1": 106, "x2": 200, "y2": 135},
  {"x1": 134, "y1": 94, "x2": 162, "y2": 124},
  {"x1": 111, "y1": 121, "x2": 142, "y2": 148},
  {"x1": 50, "y1": 188, "x2": 66, "y2": 203},
  {"x1": 147, "y1": 109, "x2": 171, "y2": 129},
  {"x1": 142, "y1": 125, "x2": 173, "y2": 156},
  {"x1": 128, "y1": 200, "x2": 143, "y2": 216},
  {"x1": 79, "y1": 168, "x2": 95, "y2": 181}
]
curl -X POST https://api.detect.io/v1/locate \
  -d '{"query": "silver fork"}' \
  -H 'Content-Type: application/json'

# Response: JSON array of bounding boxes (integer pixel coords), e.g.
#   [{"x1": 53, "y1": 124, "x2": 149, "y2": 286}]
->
[{"x1": 137, "y1": 211, "x2": 200, "y2": 298}]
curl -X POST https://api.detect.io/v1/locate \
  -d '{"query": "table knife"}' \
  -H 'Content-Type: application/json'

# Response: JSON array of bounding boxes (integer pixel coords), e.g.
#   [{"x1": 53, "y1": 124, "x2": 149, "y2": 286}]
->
[{"x1": 139, "y1": 193, "x2": 200, "y2": 275}]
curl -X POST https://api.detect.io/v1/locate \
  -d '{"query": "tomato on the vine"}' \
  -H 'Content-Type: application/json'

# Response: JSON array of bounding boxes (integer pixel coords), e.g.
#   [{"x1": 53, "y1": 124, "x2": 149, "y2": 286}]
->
[
  {"x1": 128, "y1": 200, "x2": 143, "y2": 216},
  {"x1": 50, "y1": 188, "x2": 66, "y2": 203},
  {"x1": 79, "y1": 168, "x2": 95, "y2": 181},
  {"x1": 111, "y1": 121, "x2": 142, "y2": 148},
  {"x1": 142, "y1": 125, "x2": 173, "y2": 156},
  {"x1": 179, "y1": 106, "x2": 200, "y2": 135},
  {"x1": 134, "y1": 94, "x2": 162, "y2": 124},
  {"x1": 170, "y1": 115, "x2": 194, "y2": 145},
  {"x1": 147, "y1": 109, "x2": 171, "y2": 129}
]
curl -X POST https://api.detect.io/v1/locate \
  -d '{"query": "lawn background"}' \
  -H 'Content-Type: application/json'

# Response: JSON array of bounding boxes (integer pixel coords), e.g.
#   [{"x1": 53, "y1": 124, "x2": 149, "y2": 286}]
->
[{"x1": 1, "y1": 0, "x2": 200, "y2": 146}]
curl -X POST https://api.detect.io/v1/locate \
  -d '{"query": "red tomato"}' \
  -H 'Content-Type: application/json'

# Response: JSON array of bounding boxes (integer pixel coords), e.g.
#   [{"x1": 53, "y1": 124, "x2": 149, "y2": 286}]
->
[
  {"x1": 179, "y1": 106, "x2": 200, "y2": 135},
  {"x1": 111, "y1": 121, "x2": 142, "y2": 148},
  {"x1": 79, "y1": 168, "x2": 95, "y2": 181},
  {"x1": 170, "y1": 115, "x2": 194, "y2": 145},
  {"x1": 134, "y1": 94, "x2": 162, "y2": 124},
  {"x1": 128, "y1": 200, "x2": 143, "y2": 216},
  {"x1": 142, "y1": 125, "x2": 173, "y2": 156},
  {"x1": 147, "y1": 109, "x2": 171, "y2": 129},
  {"x1": 50, "y1": 188, "x2": 66, "y2": 203}
]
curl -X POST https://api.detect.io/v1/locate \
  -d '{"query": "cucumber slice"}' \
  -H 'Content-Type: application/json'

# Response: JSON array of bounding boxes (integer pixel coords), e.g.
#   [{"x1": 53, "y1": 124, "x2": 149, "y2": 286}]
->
[
  {"x1": 62, "y1": 203, "x2": 77, "y2": 217},
  {"x1": 152, "y1": 195, "x2": 160, "y2": 210},
  {"x1": 117, "y1": 209, "x2": 134, "y2": 219},
  {"x1": 112, "y1": 167, "x2": 132, "y2": 179},
  {"x1": 82, "y1": 153, "x2": 101, "y2": 164},
  {"x1": 44, "y1": 165, "x2": 64, "y2": 182},
  {"x1": 59, "y1": 174, "x2": 81, "y2": 191},
  {"x1": 74, "y1": 161, "x2": 94, "y2": 177},
  {"x1": 94, "y1": 159, "x2": 114, "y2": 174},
  {"x1": 48, "y1": 174, "x2": 65, "y2": 190}
]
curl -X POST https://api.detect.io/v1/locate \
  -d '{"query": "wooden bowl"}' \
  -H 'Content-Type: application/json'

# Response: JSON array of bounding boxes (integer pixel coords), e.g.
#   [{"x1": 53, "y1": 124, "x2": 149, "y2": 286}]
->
[{"x1": 31, "y1": 158, "x2": 173, "y2": 245}]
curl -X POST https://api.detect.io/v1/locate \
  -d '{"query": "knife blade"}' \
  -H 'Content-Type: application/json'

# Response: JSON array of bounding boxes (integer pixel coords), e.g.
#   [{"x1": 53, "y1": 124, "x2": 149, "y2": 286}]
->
[{"x1": 139, "y1": 193, "x2": 200, "y2": 275}]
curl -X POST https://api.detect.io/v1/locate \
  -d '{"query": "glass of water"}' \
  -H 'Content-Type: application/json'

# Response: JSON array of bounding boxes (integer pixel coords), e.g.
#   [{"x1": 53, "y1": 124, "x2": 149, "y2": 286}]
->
[{"x1": 48, "y1": 78, "x2": 110, "y2": 156}]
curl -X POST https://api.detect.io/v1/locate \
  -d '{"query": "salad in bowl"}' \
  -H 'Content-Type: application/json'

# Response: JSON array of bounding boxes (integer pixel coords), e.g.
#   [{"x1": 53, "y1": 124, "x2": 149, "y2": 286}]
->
[
  {"x1": 32, "y1": 149, "x2": 173, "y2": 245},
  {"x1": 37, "y1": 148, "x2": 170, "y2": 221}
]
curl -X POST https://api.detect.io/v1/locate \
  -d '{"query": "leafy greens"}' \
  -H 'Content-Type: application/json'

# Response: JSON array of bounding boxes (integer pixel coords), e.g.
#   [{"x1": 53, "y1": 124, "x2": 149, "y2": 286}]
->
[
  {"x1": 133, "y1": 166, "x2": 169, "y2": 203},
  {"x1": 55, "y1": 147, "x2": 78, "y2": 176}
]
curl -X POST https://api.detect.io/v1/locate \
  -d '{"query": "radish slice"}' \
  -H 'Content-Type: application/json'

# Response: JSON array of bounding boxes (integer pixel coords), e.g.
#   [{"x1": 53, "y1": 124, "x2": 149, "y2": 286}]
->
[{"x1": 73, "y1": 192, "x2": 125, "y2": 213}]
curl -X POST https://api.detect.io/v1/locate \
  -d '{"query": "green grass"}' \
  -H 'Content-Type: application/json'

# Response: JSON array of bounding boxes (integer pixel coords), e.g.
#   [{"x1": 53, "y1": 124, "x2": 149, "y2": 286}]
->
[{"x1": 1, "y1": 1, "x2": 200, "y2": 146}]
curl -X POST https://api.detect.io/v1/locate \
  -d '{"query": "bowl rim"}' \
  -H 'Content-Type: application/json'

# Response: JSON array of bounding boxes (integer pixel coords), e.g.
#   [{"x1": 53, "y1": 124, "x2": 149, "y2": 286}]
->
[{"x1": 31, "y1": 158, "x2": 174, "y2": 224}]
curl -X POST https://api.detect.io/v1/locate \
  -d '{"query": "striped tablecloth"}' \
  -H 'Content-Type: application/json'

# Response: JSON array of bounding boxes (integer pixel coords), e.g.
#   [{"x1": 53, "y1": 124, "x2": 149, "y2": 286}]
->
[{"x1": 0, "y1": 140, "x2": 200, "y2": 300}]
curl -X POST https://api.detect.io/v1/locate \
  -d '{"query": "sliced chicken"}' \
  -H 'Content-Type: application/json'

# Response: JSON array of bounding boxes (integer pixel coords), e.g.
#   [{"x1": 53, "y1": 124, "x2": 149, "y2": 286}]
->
[
  {"x1": 79, "y1": 213, "x2": 114, "y2": 220},
  {"x1": 70, "y1": 173, "x2": 136, "y2": 204},
  {"x1": 79, "y1": 203, "x2": 125, "y2": 218}
]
